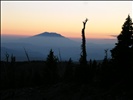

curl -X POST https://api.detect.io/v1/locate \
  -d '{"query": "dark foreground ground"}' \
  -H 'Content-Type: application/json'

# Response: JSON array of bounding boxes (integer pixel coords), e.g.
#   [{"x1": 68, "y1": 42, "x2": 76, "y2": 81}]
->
[
  {"x1": 1, "y1": 82, "x2": 133, "y2": 100},
  {"x1": 1, "y1": 61, "x2": 133, "y2": 100}
]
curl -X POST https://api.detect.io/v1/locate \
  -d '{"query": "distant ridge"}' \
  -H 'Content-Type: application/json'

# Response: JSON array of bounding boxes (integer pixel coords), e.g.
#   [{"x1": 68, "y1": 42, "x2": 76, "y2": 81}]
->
[{"x1": 33, "y1": 32, "x2": 65, "y2": 38}]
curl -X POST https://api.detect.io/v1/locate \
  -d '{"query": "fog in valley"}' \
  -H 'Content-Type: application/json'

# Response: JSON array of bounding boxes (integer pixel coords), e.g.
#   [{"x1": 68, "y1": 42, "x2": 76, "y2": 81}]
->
[{"x1": 1, "y1": 32, "x2": 117, "y2": 61}]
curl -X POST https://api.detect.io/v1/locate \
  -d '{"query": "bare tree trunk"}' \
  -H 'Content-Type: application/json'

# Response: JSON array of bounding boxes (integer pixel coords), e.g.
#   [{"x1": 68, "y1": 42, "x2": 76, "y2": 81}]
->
[
  {"x1": 80, "y1": 18, "x2": 88, "y2": 66},
  {"x1": 23, "y1": 47, "x2": 30, "y2": 62},
  {"x1": 5, "y1": 52, "x2": 9, "y2": 63}
]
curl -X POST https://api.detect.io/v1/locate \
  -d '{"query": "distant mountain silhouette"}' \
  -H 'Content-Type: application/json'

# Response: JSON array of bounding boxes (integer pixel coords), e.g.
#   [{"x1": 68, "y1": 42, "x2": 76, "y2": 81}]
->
[
  {"x1": 1, "y1": 32, "x2": 116, "y2": 61},
  {"x1": 33, "y1": 32, "x2": 65, "y2": 38},
  {"x1": 25, "y1": 31, "x2": 77, "y2": 47}
]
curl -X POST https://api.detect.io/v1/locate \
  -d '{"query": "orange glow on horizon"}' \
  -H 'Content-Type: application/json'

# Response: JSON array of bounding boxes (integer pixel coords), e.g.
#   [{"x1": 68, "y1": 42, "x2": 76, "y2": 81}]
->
[
  {"x1": 2, "y1": 19, "x2": 121, "y2": 39},
  {"x1": 1, "y1": 31, "x2": 117, "y2": 39},
  {"x1": 1, "y1": 1, "x2": 132, "y2": 39}
]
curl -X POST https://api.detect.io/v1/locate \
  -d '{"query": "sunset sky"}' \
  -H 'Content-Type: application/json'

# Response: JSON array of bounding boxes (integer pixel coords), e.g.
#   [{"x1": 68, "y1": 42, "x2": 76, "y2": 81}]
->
[{"x1": 1, "y1": 1, "x2": 133, "y2": 38}]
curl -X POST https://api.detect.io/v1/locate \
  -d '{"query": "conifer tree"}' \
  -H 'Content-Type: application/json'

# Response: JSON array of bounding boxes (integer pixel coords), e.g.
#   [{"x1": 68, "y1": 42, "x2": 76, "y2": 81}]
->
[
  {"x1": 46, "y1": 49, "x2": 58, "y2": 70},
  {"x1": 111, "y1": 15, "x2": 133, "y2": 68},
  {"x1": 46, "y1": 49, "x2": 58, "y2": 83}
]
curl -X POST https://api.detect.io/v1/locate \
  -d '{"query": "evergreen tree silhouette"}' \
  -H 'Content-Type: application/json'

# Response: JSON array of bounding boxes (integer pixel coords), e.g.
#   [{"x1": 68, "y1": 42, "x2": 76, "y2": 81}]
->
[
  {"x1": 110, "y1": 15, "x2": 133, "y2": 83},
  {"x1": 46, "y1": 49, "x2": 58, "y2": 83},
  {"x1": 111, "y1": 15, "x2": 133, "y2": 68},
  {"x1": 80, "y1": 18, "x2": 88, "y2": 66},
  {"x1": 102, "y1": 49, "x2": 109, "y2": 67},
  {"x1": 46, "y1": 49, "x2": 58, "y2": 67}
]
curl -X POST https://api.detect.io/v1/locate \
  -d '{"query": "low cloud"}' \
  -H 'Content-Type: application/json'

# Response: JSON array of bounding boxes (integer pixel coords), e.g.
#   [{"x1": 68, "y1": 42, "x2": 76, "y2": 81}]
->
[{"x1": 110, "y1": 35, "x2": 117, "y2": 37}]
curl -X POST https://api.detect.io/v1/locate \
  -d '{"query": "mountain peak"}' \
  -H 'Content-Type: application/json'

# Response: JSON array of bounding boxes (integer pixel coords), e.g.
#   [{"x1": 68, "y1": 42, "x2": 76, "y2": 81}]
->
[{"x1": 33, "y1": 32, "x2": 65, "y2": 38}]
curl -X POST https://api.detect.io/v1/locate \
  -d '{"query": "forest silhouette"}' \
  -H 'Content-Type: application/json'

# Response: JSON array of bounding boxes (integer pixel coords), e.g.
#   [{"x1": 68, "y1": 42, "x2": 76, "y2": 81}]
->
[{"x1": 0, "y1": 15, "x2": 133, "y2": 100}]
